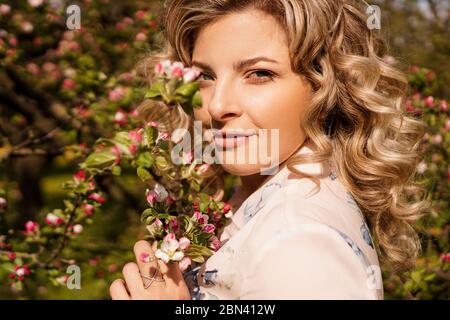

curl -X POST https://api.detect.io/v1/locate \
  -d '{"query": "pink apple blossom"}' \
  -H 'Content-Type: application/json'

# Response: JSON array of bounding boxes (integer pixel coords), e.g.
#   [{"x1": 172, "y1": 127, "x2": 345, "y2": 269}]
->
[
  {"x1": 193, "y1": 211, "x2": 209, "y2": 225},
  {"x1": 63, "y1": 68, "x2": 76, "y2": 78},
  {"x1": 146, "y1": 218, "x2": 163, "y2": 235},
  {"x1": 26, "y1": 63, "x2": 40, "y2": 76},
  {"x1": 135, "y1": 10, "x2": 146, "y2": 19},
  {"x1": 116, "y1": 22, "x2": 125, "y2": 30},
  {"x1": 123, "y1": 17, "x2": 134, "y2": 25},
  {"x1": 135, "y1": 32, "x2": 147, "y2": 42},
  {"x1": 203, "y1": 224, "x2": 215, "y2": 234},
  {"x1": 209, "y1": 236, "x2": 222, "y2": 251},
  {"x1": 179, "y1": 257, "x2": 192, "y2": 272},
  {"x1": 82, "y1": 203, "x2": 95, "y2": 216},
  {"x1": 149, "y1": 20, "x2": 158, "y2": 31},
  {"x1": 8, "y1": 37, "x2": 18, "y2": 47},
  {"x1": 432, "y1": 134, "x2": 443, "y2": 145},
  {"x1": 0, "y1": 197, "x2": 6, "y2": 209},
  {"x1": 441, "y1": 253, "x2": 450, "y2": 263},
  {"x1": 128, "y1": 144, "x2": 138, "y2": 154},
  {"x1": 213, "y1": 212, "x2": 222, "y2": 222},
  {"x1": 440, "y1": 100, "x2": 448, "y2": 112},
  {"x1": 28, "y1": 0, "x2": 43, "y2": 7},
  {"x1": 88, "y1": 193, "x2": 106, "y2": 204},
  {"x1": 164, "y1": 233, "x2": 176, "y2": 241},
  {"x1": 43, "y1": 62, "x2": 57, "y2": 73},
  {"x1": 178, "y1": 237, "x2": 191, "y2": 250},
  {"x1": 0, "y1": 4, "x2": 11, "y2": 15},
  {"x1": 21, "y1": 21, "x2": 34, "y2": 33},
  {"x1": 444, "y1": 119, "x2": 450, "y2": 132},
  {"x1": 168, "y1": 218, "x2": 178, "y2": 231},
  {"x1": 73, "y1": 224, "x2": 83, "y2": 234},
  {"x1": 165, "y1": 196, "x2": 174, "y2": 206},
  {"x1": 24, "y1": 221, "x2": 39, "y2": 235},
  {"x1": 153, "y1": 183, "x2": 168, "y2": 202},
  {"x1": 417, "y1": 161, "x2": 427, "y2": 174},
  {"x1": 129, "y1": 129, "x2": 143, "y2": 143},
  {"x1": 146, "y1": 191, "x2": 157, "y2": 205},
  {"x1": 114, "y1": 110, "x2": 128, "y2": 126},
  {"x1": 62, "y1": 78, "x2": 76, "y2": 90},
  {"x1": 222, "y1": 203, "x2": 231, "y2": 213},
  {"x1": 121, "y1": 72, "x2": 134, "y2": 82},
  {"x1": 111, "y1": 145, "x2": 121, "y2": 164},
  {"x1": 109, "y1": 87, "x2": 126, "y2": 102},
  {"x1": 45, "y1": 213, "x2": 64, "y2": 226},
  {"x1": 154, "y1": 238, "x2": 184, "y2": 263},
  {"x1": 424, "y1": 96, "x2": 434, "y2": 108},
  {"x1": 169, "y1": 62, "x2": 184, "y2": 78},
  {"x1": 382, "y1": 55, "x2": 396, "y2": 66},
  {"x1": 147, "y1": 120, "x2": 159, "y2": 127},
  {"x1": 154, "y1": 60, "x2": 173, "y2": 77},
  {"x1": 130, "y1": 109, "x2": 139, "y2": 118},
  {"x1": 183, "y1": 68, "x2": 201, "y2": 83},
  {"x1": 73, "y1": 170, "x2": 86, "y2": 182},
  {"x1": 156, "y1": 131, "x2": 170, "y2": 144},
  {"x1": 154, "y1": 63, "x2": 164, "y2": 76}
]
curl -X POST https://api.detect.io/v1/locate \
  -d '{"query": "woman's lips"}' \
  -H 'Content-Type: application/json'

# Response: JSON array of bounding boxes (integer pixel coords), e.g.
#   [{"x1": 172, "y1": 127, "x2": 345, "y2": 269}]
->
[{"x1": 214, "y1": 133, "x2": 256, "y2": 149}]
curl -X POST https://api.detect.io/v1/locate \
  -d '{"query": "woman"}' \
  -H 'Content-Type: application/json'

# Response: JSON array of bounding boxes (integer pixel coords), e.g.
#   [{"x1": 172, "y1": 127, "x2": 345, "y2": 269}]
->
[{"x1": 109, "y1": 0, "x2": 429, "y2": 300}]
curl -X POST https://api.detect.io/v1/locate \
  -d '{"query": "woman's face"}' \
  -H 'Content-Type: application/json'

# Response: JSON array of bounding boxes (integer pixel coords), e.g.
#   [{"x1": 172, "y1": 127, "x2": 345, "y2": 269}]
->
[{"x1": 192, "y1": 9, "x2": 312, "y2": 176}]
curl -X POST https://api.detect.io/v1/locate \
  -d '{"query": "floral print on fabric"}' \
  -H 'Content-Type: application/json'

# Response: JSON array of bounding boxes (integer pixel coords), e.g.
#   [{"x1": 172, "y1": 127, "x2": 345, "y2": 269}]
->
[{"x1": 243, "y1": 182, "x2": 282, "y2": 223}]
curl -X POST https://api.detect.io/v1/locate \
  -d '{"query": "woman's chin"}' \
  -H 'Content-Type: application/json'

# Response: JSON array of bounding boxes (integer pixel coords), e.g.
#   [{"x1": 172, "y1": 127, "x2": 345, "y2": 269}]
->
[{"x1": 220, "y1": 163, "x2": 274, "y2": 176}]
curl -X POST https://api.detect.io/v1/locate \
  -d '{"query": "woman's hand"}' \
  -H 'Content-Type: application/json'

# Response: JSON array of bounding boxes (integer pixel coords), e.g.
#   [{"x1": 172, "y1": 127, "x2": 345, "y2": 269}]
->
[{"x1": 109, "y1": 240, "x2": 191, "y2": 300}]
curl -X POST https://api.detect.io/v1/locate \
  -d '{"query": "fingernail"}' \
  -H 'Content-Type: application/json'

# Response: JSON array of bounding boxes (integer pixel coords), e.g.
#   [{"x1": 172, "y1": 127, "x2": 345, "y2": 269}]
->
[{"x1": 140, "y1": 252, "x2": 153, "y2": 263}]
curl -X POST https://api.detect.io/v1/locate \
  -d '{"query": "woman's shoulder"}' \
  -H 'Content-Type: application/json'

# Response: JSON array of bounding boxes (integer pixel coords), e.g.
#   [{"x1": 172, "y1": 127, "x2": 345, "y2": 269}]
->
[
  {"x1": 238, "y1": 221, "x2": 383, "y2": 299},
  {"x1": 236, "y1": 173, "x2": 383, "y2": 294},
  {"x1": 246, "y1": 170, "x2": 368, "y2": 242}
]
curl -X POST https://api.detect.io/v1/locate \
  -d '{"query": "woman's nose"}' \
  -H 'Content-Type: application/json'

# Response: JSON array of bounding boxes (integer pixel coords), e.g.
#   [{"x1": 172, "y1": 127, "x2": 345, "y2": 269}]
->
[{"x1": 207, "y1": 80, "x2": 242, "y2": 123}]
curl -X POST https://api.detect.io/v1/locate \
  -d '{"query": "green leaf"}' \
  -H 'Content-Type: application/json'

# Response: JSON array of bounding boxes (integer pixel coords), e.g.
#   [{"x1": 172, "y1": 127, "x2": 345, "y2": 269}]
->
[
  {"x1": 190, "y1": 255, "x2": 205, "y2": 263},
  {"x1": 112, "y1": 166, "x2": 122, "y2": 176},
  {"x1": 175, "y1": 82, "x2": 199, "y2": 97},
  {"x1": 155, "y1": 156, "x2": 168, "y2": 170},
  {"x1": 82, "y1": 150, "x2": 117, "y2": 169},
  {"x1": 424, "y1": 273, "x2": 436, "y2": 282},
  {"x1": 141, "y1": 208, "x2": 157, "y2": 224},
  {"x1": 145, "y1": 82, "x2": 165, "y2": 99},
  {"x1": 137, "y1": 152, "x2": 154, "y2": 168},
  {"x1": 186, "y1": 243, "x2": 214, "y2": 257},
  {"x1": 114, "y1": 132, "x2": 132, "y2": 146},
  {"x1": 143, "y1": 126, "x2": 157, "y2": 147},
  {"x1": 63, "y1": 200, "x2": 74, "y2": 212},
  {"x1": 192, "y1": 90, "x2": 202, "y2": 108},
  {"x1": 137, "y1": 167, "x2": 152, "y2": 182}
]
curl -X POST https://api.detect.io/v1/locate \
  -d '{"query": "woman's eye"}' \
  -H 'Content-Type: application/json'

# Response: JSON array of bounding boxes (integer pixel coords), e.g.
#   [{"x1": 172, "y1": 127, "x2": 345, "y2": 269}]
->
[
  {"x1": 198, "y1": 72, "x2": 213, "y2": 81},
  {"x1": 247, "y1": 70, "x2": 275, "y2": 83},
  {"x1": 197, "y1": 70, "x2": 275, "y2": 84}
]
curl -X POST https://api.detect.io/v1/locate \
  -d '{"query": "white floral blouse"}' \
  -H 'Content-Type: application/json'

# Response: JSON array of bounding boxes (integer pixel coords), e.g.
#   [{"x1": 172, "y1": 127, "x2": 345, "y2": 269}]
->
[{"x1": 184, "y1": 141, "x2": 384, "y2": 300}]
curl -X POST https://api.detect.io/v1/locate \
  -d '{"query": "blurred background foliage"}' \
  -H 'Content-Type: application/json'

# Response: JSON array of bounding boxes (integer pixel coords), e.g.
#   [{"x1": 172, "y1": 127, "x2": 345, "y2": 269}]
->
[{"x1": 0, "y1": 0, "x2": 448, "y2": 299}]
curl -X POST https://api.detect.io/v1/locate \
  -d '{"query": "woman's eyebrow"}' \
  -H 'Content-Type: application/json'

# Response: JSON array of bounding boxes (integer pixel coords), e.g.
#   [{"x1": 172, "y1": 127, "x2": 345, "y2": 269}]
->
[{"x1": 192, "y1": 56, "x2": 279, "y2": 75}]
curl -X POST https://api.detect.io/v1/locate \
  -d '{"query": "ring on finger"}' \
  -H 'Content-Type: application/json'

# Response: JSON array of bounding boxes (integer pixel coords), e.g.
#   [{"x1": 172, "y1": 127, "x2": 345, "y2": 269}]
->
[{"x1": 140, "y1": 269, "x2": 165, "y2": 289}]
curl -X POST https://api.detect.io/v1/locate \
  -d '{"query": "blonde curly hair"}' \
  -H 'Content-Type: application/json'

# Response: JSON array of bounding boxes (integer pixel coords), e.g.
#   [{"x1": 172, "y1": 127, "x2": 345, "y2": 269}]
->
[{"x1": 137, "y1": 0, "x2": 430, "y2": 273}]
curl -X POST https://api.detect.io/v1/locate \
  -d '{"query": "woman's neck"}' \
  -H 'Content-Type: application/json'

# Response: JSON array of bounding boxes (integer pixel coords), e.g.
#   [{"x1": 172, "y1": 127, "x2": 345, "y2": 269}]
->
[{"x1": 238, "y1": 138, "x2": 310, "y2": 197}]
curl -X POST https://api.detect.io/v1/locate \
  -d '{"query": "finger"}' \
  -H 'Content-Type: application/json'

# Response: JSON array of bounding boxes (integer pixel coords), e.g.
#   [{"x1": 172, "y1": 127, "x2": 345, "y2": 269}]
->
[
  {"x1": 134, "y1": 240, "x2": 165, "y2": 289},
  {"x1": 110, "y1": 279, "x2": 130, "y2": 300},
  {"x1": 157, "y1": 258, "x2": 186, "y2": 290},
  {"x1": 122, "y1": 262, "x2": 145, "y2": 295}
]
